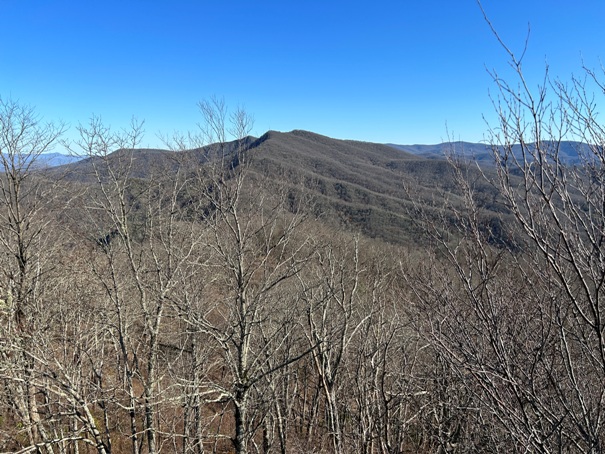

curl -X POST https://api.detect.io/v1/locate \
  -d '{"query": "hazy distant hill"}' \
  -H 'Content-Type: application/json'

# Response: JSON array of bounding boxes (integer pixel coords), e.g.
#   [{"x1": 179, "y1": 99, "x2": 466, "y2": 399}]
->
[
  {"x1": 389, "y1": 140, "x2": 589, "y2": 165},
  {"x1": 27, "y1": 152, "x2": 83, "y2": 168},
  {"x1": 388, "y1": 142, "x2": 491, "y2": 161}
]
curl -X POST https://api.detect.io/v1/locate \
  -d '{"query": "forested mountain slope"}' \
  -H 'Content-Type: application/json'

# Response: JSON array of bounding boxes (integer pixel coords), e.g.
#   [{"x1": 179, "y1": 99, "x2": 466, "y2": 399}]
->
[{"x1": 58, "y1": 129, "x2": 508, "y2": 245}]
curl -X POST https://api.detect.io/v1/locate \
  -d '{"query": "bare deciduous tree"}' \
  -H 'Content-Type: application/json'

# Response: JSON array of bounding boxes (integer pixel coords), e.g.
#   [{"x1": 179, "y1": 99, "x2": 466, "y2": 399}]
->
[
  {"x1": 173, "y1": 101, "x2": 318, "y2": 454},
  {"x1": 407, "y1": 19, "x2": 605, "y2": 447}
]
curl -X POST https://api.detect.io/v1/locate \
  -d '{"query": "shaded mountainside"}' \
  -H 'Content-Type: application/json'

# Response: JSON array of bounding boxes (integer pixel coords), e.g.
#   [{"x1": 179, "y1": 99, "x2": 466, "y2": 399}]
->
[
  {"x1": 58, "y1": 130, "x2": 512, "y2": 245},
  {"x1": 245, "y1": 130, "x2": 507, "y2": 244}
]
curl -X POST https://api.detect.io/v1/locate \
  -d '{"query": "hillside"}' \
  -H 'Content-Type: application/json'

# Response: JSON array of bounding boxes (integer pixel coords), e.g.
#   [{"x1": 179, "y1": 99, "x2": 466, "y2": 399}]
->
[{"x1": 244, "y1": 130, "x2": 509, "y2": 244}]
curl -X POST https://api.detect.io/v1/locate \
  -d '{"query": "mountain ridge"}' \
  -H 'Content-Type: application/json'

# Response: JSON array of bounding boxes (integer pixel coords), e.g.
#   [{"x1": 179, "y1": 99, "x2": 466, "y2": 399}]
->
[
  {"x1": 50, "y1": 130, "x2": 512, "y2": 245},
  {"x1": 31, "y1": 132, "x2": 590, "y2": 170}
]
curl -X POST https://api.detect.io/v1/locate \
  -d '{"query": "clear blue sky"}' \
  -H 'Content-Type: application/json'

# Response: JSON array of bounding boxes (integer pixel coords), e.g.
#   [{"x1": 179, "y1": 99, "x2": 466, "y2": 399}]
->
[{"x1": 1, "y1": 1, "x2": 604, "y2": 147}]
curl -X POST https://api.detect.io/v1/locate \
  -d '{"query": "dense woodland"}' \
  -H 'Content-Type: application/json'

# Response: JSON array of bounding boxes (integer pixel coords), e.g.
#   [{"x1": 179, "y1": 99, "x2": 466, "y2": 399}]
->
[{"x1": 3, "y1": 52, "x2": 605, "y2": 454}]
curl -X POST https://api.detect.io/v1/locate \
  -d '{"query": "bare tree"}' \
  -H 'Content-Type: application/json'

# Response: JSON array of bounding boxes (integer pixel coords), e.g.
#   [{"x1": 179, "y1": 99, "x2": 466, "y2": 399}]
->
[
  {"x1": 345, "y1": 251, "x2": 432, "y2": 454},
  {"x1": 68, "y1": 114, "x2": 211, "y2": 454},
  {"x1": 295, "y1": 236, "x2": 376, "y2": 454},
  {"x1": 169, "y1": 100, "x2": 318, "y2": 454},
  {"x1": 406, "y1": 23, "x2": 605, "y2": 447},
  {"x1": 0, "y1": 98, "x2": 71, "y2": 453}
]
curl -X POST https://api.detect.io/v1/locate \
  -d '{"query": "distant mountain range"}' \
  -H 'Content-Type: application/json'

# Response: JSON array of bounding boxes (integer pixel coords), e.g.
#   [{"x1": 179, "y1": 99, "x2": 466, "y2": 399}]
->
[
  {"x1": 388, "y1": 140, "x2": 590, "y2": 164},
  {"x1": 36, "y1": 152, "x2": 83, "y2": 167}
]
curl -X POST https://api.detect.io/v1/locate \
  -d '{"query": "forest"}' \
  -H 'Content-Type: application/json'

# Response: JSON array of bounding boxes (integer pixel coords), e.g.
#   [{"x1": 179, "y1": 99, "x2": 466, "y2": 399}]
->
[{"x1": 2, "y1": 47, "x2": 605, "y2": 454}]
